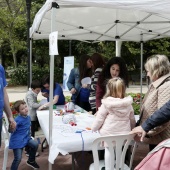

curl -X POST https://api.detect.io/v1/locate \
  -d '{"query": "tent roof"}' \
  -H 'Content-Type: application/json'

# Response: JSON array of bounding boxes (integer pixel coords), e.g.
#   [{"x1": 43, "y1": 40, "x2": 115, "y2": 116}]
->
[{"x1": 30, "y1": 0, "x2": 170, "y2": 42}]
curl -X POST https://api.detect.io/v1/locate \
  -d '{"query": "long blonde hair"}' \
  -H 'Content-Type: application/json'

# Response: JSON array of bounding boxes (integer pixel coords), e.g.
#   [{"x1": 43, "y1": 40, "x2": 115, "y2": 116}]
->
[{"x1": 104, "y1": 77, "x2": 126, "y2": 99}]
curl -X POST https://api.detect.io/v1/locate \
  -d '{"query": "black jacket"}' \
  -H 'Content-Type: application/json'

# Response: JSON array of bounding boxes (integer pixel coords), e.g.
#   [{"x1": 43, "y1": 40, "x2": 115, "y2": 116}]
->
[{"x1": 142, "y1": 100, "x2": 170, "y2": 132}]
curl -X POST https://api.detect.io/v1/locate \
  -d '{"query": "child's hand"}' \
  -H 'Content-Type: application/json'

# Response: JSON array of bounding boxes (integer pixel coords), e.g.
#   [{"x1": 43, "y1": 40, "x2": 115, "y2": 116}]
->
[
  {"x1": 38, "y1": 105, "x2": 47, "y2": 110},
  {"x1": 42, "y1": 92, "x2": 49, "y2": 98}
]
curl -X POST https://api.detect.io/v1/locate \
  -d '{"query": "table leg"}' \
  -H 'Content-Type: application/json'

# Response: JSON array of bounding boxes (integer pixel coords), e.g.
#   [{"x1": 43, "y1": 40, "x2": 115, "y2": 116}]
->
[{"x1": 72, "y1": 153, "x2": 75, "y2": 170}]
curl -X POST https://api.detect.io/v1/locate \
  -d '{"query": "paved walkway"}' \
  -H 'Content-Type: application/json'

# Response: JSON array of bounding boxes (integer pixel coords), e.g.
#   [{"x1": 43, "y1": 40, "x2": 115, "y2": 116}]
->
[
  {"x1": 6, "y1": 85, "x2": 148, "y2": 102},
  {"x1": 0, "y1": 85, "x2": 149, "y2": 170}
]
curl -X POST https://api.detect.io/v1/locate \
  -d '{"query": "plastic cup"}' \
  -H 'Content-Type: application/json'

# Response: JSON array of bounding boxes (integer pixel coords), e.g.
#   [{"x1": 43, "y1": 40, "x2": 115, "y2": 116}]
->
[{"x1": 53, "y1": 105, "x2": 56, "y2": 109}]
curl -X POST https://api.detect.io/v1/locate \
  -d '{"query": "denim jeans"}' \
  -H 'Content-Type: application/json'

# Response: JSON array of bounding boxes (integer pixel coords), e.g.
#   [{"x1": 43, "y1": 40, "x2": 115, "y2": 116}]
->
[{"x1": 11, "y1": 138, "x2": 38, "y2": 170}]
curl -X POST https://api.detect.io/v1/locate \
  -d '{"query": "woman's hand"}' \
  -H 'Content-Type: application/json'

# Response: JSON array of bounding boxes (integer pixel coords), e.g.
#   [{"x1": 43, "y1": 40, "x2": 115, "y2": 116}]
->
[
  {"x1": 70, "y1": 88, "x2": 76, "y2": 94},
  {"x1": 130, "y1": 126, "x2": 147, "y2": 142},
  {"x1": 8, "y1": 118, "x2": 16, "y2": 132}
]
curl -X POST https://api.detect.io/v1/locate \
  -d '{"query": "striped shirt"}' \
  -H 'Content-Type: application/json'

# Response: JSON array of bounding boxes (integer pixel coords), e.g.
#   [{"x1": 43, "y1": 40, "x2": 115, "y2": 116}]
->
[{"x1": 89, "y1": 68, "x2": 102, "y2": 110}]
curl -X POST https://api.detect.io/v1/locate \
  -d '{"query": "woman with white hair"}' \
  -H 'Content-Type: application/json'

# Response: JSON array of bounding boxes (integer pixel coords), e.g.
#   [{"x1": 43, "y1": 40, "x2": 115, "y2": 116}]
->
[{"x1": 138, "y1": 54, "x2": 170, "y2": 151}]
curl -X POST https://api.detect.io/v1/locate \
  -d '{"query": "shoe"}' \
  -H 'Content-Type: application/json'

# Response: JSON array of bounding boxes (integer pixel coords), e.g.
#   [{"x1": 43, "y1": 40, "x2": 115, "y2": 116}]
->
[
  {"x1": 26, "y1": 160, "x2": 40, "y2": 169},
  {"x1": 25, "y1": 152, "x2": 40, "y2": 157},
  {"x1": 35, "y1": 152, "x2": 40, "y2": 157},
  {"x1": 25, "y1": 152, "x2": 29, "y2": 157},
  {"x1": 43, "y1": 140, "x2": 48, "y2": 149}
]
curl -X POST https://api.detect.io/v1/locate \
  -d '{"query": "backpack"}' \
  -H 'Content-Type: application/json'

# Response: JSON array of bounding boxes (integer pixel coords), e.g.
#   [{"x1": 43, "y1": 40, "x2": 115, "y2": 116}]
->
[{"x1": 135, "y1": 139, "x2": 170, "y2": 170}]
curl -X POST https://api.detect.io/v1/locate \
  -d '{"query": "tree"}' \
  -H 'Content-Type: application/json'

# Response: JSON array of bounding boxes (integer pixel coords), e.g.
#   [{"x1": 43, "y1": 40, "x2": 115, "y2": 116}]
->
[{"x1": 0, "y1": 0, "x2": 26, "y2": 67}]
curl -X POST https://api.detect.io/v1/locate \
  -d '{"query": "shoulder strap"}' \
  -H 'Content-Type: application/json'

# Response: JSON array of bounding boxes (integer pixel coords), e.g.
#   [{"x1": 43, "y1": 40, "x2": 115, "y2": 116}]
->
[{"x1": 156, "y1": 75, "x2": 170, "y2": 89}]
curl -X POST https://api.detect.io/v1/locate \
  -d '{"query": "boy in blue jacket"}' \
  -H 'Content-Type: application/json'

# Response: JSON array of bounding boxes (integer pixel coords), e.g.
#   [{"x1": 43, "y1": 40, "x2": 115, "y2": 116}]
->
[{"x1": 9, "y1": 100, "x2": 39, "y2": 170}]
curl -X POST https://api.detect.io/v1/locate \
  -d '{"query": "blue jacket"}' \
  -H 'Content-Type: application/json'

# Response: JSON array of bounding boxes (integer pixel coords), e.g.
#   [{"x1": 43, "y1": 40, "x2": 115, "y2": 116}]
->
[
  {"x1": 67, "y1": 68, "x2": 81, "y2": 102},
  {"x1": 142, "y1": 100, "x2": 170, "y2": 132},
  {"x1": 0, "y1": 65, "x2": 7, "y2": 118},
  {"x1": 9, "y1": 115, "x2": 32, "y2": 149}
]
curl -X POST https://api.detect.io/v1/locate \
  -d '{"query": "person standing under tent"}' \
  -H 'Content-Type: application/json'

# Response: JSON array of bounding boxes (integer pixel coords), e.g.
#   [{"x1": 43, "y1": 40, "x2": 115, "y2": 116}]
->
[
  {"x1": 89, "y1": 53, "x2": 105, "y2": 114},
  {"x1": 67, "y1": 54, "x2": 93, "y2": 111},
  {"x1": 25, "y1": 80, "x2": 43, "y2": 138},
  {"x1": 136, "y1": 54, "x2": 170, "y2": 151},
  {"x1": 96, "y1": 57, "x2": 129, "y2": 110},
  {"x1": 39, "y1": 75, "x2": 65, "y2": 110}
]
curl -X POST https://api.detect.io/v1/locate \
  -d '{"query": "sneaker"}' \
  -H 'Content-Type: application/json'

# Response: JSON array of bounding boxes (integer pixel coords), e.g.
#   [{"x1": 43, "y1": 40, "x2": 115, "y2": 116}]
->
[
  {"x1": 25, "y1": 152, "x2": 29, "y2": 157},
  {"x1": 26, "y1": 160, "x2": 40, "y2": 169},
  {"x1": 43, "y1": 140, "x2": 48, "y2": 149},
  {"x1": 25, "y1": 152, "x2": 40, "y2": 157}
]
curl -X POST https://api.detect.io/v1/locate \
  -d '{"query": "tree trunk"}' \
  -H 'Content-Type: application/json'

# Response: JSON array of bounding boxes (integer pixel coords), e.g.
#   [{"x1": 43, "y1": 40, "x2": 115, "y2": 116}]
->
[{"x1": 12, "y1": 53, "x2": 17, "y2": 68}]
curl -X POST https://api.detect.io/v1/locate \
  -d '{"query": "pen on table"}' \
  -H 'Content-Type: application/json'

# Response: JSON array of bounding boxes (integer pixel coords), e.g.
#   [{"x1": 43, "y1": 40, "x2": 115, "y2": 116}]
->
[{"x1": 54, "y1": 111, "x2": 57, "y2": 116}]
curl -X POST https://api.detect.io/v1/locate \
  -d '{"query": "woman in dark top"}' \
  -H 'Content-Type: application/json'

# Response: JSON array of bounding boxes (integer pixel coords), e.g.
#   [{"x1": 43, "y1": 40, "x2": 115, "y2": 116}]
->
[{"x1": 96, "y1": 57, "x2": 129, "y2": 109}]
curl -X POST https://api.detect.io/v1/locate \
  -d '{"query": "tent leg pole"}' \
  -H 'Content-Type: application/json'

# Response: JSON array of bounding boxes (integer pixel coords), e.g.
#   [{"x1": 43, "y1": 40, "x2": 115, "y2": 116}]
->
[
  {"x1": 48, "y1": 2, "x2": 59, "y2": 170},
  {"x1": 30, "y1": 38, "x2": 32, "y2": 84},
  {"x1": 116, "y1": 41, "x2": 122, "y2": 57},
  {"x1": 140, "y1": 37, "x2": 143, "y2": 107}
]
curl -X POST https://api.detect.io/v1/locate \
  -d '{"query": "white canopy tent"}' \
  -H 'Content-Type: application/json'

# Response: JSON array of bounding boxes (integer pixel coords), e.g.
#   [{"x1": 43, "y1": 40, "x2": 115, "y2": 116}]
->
[
  {"x1": 30, "y1": 0, "x2": 170, "y2": 42},
  {"x1": 30, "y1": 0, "x2": 170, "y2": 169}
]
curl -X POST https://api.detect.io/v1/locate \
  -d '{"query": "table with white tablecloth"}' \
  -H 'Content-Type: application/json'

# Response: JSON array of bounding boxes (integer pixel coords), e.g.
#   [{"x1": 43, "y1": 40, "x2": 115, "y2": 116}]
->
[{"x1": 37, "y1": 105, "x2": 100, "y2": 164}]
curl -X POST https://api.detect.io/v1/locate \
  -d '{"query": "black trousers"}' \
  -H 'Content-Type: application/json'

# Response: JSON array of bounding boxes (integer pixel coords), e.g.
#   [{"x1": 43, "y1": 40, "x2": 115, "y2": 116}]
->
[{"x1": 31, "y1": 121, "x2": 37, "y2": 138}]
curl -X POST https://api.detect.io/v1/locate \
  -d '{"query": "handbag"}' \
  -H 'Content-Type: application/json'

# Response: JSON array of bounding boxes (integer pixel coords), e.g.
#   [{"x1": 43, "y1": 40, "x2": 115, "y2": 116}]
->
[{"x1": 135, "y1": 138, "x2": 170, "y2": 170}]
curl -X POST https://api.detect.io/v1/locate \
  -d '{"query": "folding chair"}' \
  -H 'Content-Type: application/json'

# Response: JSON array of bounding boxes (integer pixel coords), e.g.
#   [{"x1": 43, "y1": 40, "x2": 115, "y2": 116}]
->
[
  {"x1": 2, "y1": 113, "x2": 10, "y2": 170},
  {"x1": 89, "y1": 134, "x2": 136, "y2": 170}
]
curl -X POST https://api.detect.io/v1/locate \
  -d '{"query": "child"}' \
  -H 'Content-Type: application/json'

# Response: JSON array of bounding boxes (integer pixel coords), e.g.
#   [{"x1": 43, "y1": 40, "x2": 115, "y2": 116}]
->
[
  {"x1": 25, "y1": 80, "x2": 42, "y2": 138},
  {"x1": 9, "y1": 100, "x2": 40, "y2": 170},
  {"x1": 91, "y1": 77, "x2": 136, "y2": 170},
  {"x1": 39, "y1": 75, "x2": 65, "y2": 110}
]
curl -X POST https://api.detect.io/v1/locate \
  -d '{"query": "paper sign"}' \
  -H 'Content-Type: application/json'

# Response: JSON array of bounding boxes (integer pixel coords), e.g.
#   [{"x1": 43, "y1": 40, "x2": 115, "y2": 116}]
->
[
  {"x1": 63, "y1": 56, "x2": 74, "y2": 91},
  {"x1": 49, "y1": 31, "x2": 58, "y2": 55}
]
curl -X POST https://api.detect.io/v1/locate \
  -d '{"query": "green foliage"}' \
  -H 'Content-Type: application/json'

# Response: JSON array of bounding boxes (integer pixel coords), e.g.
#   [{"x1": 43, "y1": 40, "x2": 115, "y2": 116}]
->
[
  {"x1": 127, "y1": 93, "x2": 145, "y2": 115},
  {"x1": 65, "y1": 96, "x2": 71, "y2": 103},
  {"x1": 2, "y1": 0, "x2": 170, "y2": 73},
  {"x1": 7, "y1": 65, "x2": 63, "y2": 85},
  {"x1": 66, "y1": 93, "x2": 145, "y2": 115},
  {"x1": 0, "y1": 0, "x2": 27, "y2": 67}
]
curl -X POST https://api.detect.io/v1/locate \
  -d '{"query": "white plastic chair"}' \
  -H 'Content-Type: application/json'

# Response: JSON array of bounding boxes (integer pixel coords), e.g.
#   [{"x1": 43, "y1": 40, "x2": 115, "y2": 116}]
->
[
  {"x1": 89, "y1": 134, "x2": 136, "y2": 170},
  {"x1": 2, "y1": 113, "x2": 10, "y2": 170}
]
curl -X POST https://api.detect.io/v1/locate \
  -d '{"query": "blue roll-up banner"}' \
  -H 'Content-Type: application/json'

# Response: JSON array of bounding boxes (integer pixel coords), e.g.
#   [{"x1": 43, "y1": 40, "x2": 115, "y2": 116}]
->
[{"x1": 63, "y1": 56, "x2": 74, "y2": 91}]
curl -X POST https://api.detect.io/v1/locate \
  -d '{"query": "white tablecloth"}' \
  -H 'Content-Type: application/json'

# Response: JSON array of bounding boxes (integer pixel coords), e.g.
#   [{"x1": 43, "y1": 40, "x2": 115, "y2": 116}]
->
[
  {"x1": 37, "y1": 105, "x2": 139, "y2": 164},
  {"x1": 37, "y1": 105, "x2": 100, "y2": 164}
]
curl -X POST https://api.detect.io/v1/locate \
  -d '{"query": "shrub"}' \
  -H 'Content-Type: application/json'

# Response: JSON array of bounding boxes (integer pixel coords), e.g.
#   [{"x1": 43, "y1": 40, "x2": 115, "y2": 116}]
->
[
  {"x1": 7, "y1": 65, "x2": 63, "y2": 86},
  {"x1": 127, "y1": 93, "x2": 145, "y2": 115},
  {"x1": 9, "y1": 102, "x2": 18, "y2": 118}
]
